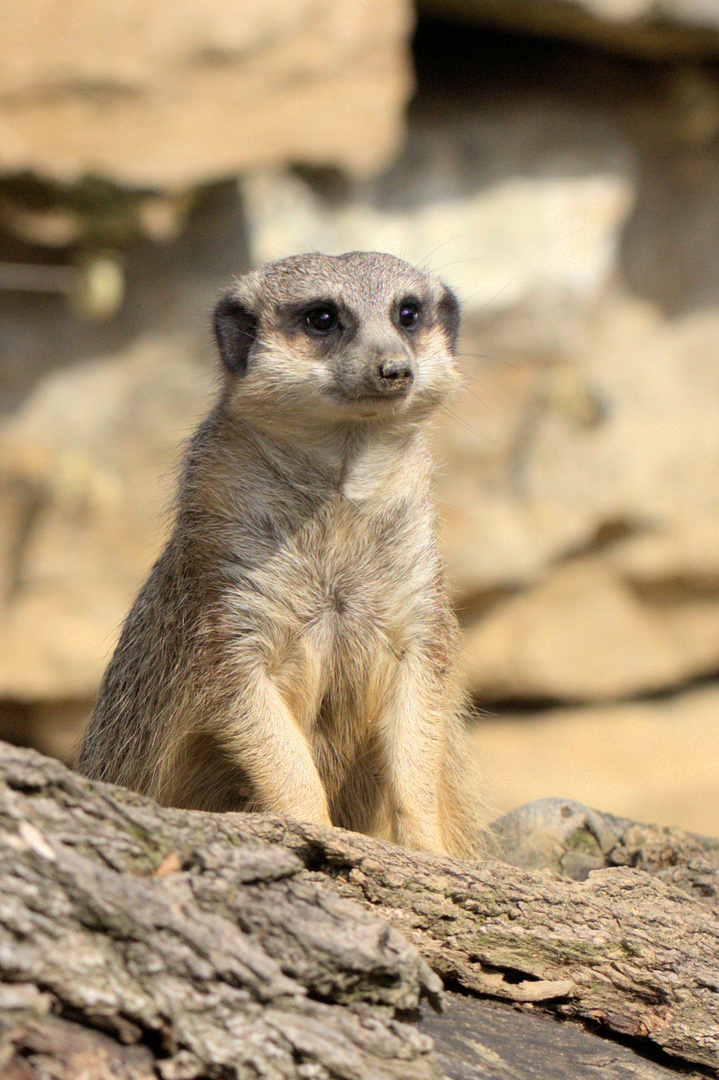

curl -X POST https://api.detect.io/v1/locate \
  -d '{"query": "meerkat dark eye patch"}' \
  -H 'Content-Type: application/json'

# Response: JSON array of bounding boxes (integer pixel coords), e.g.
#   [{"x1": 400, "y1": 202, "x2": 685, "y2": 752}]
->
[
  {"x1": 437, "y1": 286, "x2": 460, "y2": 353},
  {"x1": 396, "y1": 297, "x2": 421, "y2": 330},
  {"x1": 303, "y1": 303, "x2": 340, "y2": 335},
  {"x1": 213, "y1": 293, "x2": 258, "y2": 375}
]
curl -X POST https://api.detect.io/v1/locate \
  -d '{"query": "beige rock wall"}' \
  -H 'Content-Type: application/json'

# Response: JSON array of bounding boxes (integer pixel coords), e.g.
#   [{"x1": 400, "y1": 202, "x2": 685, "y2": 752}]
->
[
  {"x1": 473, "y1": 683, "x2": 719, "y2": 835},
  {"x1": 448, "y1": 295, "x2": 719, "y2": 701},
  {"x1": 0, "y1": 336, "x2": 212, "y2": 700},
  {"x1": 3, "y1": 286, "x2": 718, "y2": 708},
  {"x1": 240, "y1": 163, "x2": 719, "y2": 704},
  {"x1": 3, "y1": 2, "x2": 719, "y2": 738},
  {"x1": 0, "y1": 0, "x2": 413, "y2": 187}
]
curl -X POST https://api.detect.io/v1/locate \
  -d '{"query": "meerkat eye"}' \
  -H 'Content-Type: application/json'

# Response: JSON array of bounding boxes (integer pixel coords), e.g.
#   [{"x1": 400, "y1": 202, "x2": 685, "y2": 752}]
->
[
  {"x1": 304, "y1": 305, "x2": 339, "y2": 335},
  {"x1": 397, "y1": 299, "x2": 420, "y2": 330}
]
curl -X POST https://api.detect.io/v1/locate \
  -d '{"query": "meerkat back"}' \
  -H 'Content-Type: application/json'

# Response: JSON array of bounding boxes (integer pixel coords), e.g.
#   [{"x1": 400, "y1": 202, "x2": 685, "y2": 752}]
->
[{"x1": 76, "y1": 251, "x2": 483, "y2": 858}]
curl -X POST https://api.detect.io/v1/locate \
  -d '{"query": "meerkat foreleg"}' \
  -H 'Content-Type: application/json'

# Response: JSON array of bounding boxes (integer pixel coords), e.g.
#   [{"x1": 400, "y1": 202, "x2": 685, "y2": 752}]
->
[
  {"x1": 222, "y1": 673, "x2": 332, "y2": 827},
  {"x1": 377, "y1": 653, "x2": 452, "y2": 856}
]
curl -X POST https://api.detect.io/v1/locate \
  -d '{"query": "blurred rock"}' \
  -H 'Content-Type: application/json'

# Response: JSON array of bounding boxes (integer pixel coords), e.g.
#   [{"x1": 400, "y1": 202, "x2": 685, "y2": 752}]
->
[
  {"x1": 3, "y1": 290, "x2": 719, "y2": 710},
  {"x1": 0, "y1": 700, "x2": 91, "y2": 765},
  {"x1": 3, "y1": 17, "x2": 719, "y2": 719},
  {"x1": 452, "y1": 292, "x2": 719, "y2": 701},
  {"x1": 242, "y1": 165, "x2": 719, "y2": 703},
  {"x1": 0, "y1": 180, "x2": 248, "y2": 415},
  {"x1": 0, "y1": 0, "x2": 413, "y2": 188},
  {"x1": 491, "y1": 797, "x2": 623, "y2": 879},
  {"x1": 420, "y1": 0, "x2": 719, "y2": 58},
  {"x1": 241, "y1": 169, "x2": 634, "y2": 317},
  {"x1": 473, "y1": 682, "x2": 719, "y2": 835},
  {"x1": 0, "y1": 336, "x2": 211, "y2": 700},
  {"x1": 4, "y1": 190, "x2": 719, "y2": 710}
]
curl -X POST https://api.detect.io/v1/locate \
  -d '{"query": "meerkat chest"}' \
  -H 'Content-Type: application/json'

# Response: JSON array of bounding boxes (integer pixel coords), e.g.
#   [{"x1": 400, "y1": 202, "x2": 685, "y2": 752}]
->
[
  {"x1": 307, "y1": 492, "x2": 436, "y2": 632},
  {"x1": 235, "y1": 490, "x2": 438, "y2": 677},
  {"x1": 259, "y1": 495, "x2": 436, "y2": 732}
]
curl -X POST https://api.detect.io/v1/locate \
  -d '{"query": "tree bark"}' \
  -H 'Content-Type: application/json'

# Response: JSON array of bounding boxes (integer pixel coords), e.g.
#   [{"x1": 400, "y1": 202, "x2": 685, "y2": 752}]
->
[{"x1": 0, "y1": 741, "x2": 717, "y2": 1078}]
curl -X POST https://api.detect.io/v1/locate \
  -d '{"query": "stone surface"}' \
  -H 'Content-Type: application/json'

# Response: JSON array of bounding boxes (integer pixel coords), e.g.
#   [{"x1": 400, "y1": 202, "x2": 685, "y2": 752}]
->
[
  {"x1": 3, "y1": 12, "x2": 719, "y2": 738},
  {"x1": 0, "y1": 335, "x2": 212, "y2": 700},
  {"x1": 472, "y1": 682, "x2": 719, "y2": 836},
  {"x1": 0, "y1": 0, "x2": 413, "y2": 188},
  {"x1": 241, "y1": 168, "x2": 634, "y2": 318},
  {"x1": 490, "y1": 794, "x2": 719, "y2": 905},
  {"x1": 452, "y1": 293, "x2": 719, "y2": 701},
  {"x1": 4, "y1": 199, "x2": 719, "y2": 710}
]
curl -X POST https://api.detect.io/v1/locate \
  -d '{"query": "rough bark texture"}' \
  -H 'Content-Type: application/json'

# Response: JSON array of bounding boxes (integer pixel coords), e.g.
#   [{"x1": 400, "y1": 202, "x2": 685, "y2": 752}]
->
[{"x1": 0, "y1": 742, "x2": 717, "y2": 1078}]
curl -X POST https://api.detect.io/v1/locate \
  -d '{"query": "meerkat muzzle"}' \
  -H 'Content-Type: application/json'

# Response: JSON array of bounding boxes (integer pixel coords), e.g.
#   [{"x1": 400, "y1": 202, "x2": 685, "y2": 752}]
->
[{"x1": 373, "y1": 354, "x2": 415, "y2": 394}]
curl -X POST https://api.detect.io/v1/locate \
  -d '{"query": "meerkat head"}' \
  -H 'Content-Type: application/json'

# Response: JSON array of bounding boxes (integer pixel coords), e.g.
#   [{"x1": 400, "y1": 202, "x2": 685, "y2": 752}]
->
[{"x1": 213, "y1": 251, "x2": 461, "y2": 431}]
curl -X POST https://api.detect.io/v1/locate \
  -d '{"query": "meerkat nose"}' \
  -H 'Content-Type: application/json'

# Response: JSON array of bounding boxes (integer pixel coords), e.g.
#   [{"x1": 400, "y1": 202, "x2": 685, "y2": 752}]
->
[{"x1": 375, "y1": 355, "x2": 414, "y2": 393}]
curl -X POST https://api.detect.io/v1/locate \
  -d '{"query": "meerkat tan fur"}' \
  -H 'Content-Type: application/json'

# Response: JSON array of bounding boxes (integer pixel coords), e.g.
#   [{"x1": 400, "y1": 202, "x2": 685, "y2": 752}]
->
[{"x1": 76, "y1": 251, "x2": 482, "y2": 858}]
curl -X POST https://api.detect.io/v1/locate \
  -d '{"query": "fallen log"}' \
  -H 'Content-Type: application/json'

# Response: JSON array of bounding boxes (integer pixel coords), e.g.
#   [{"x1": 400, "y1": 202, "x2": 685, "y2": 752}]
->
[{"x1": 0, "y1": 741, "x2": 717, "y2": 1078}]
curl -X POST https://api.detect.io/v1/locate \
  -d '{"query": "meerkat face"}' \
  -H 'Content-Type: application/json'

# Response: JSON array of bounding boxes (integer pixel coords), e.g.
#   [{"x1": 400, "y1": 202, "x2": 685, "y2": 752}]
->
[{"x1": 213, "y1": 251, "x2": 461, "y2": 430}]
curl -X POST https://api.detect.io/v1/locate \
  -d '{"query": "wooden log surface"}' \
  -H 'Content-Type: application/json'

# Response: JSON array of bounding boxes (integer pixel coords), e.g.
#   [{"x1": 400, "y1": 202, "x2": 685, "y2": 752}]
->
[{"x1": 0, "y1": 741, "x2": 717, "y2": 1078}]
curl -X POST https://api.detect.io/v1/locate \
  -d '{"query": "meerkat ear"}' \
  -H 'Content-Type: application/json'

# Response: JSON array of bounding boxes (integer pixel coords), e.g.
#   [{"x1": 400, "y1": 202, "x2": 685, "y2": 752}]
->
[
  {"x1": 213, "y1": 292, "x2": 259, "y2": 375},
  {"x1": 437, "y1": 285, "x2": 460, "y2": 354}
]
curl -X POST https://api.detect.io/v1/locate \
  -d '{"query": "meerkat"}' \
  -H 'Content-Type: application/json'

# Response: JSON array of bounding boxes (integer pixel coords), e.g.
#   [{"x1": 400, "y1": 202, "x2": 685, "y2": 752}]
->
[{"x1": 76, "y1": 251, "x2": 483, "y2": 858}]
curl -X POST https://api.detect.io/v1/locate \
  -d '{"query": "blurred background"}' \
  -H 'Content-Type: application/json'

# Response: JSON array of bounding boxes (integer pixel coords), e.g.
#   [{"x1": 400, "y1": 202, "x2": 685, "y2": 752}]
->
[{"x1": 1, "y1": 0, "x2": 719, "y2": 834}]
